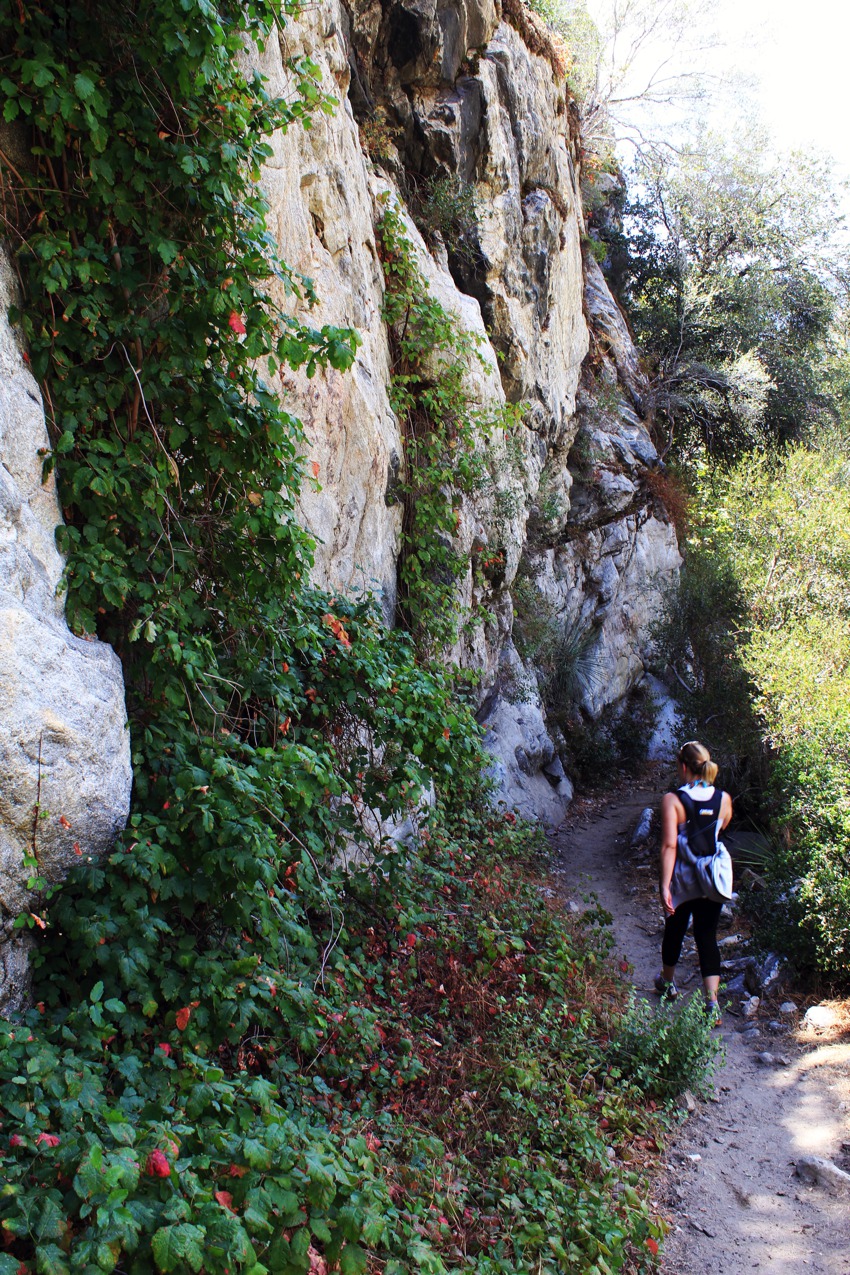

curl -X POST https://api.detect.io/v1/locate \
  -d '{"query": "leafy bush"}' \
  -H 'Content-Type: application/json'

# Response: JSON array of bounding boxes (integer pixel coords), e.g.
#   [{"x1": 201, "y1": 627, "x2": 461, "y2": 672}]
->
[
  {"x1": 669, "y1": 448, "x2": 850, "y2": 977},
  {"x1": 611, "y1": 993, "x2": 723, "y2": 1101},
  {"x1": 410, "y1": 174, "x2": 480, "y2": 270},
  {"x1": 0, "y1": 808, "x2": 671, "y2": 1273}
]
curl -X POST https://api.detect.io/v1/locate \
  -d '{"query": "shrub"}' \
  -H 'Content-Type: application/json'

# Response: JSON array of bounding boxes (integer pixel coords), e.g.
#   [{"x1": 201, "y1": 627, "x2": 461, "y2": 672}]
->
[
  {"x1": 410, "y1": 174, "x2": 479, "y2": 270},
  {"x1": 669, "y1": 447, "x2": 850, "y2": 979},
  {"x1": 611, "y1": 993, "x2": 723, "y2": 1101}
]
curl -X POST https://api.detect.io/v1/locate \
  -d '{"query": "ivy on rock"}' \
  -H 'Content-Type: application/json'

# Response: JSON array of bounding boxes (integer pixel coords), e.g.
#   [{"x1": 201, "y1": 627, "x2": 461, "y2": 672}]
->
[{"x1": 377, "y1": 198, "x2": 518, "y2": 655}]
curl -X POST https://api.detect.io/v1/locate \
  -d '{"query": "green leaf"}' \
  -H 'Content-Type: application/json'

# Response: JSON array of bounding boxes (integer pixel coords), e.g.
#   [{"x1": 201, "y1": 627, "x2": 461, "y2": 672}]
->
[
  {"x1": 155, "y1": 239, "x2": 180, "y2": 265},
  {"x1": 242, "y1": 1137, "x2": 272, "y2": 1170},
  {"x1": 35, "y1": 1196, "x2": 66, "y2": 1242},
  {"x1": 74, "y1": 71, "x2": 96, "y2": 99},
  {"x1": 34, "y1": 1244, "x2": 71, "y2": 1275},
  {"x1": 339, "y1": 1244, "x2": 368, "y2": 1275},
  {"x1": 151, "y1": 1224, "x2": 206, "y2": 1273}
]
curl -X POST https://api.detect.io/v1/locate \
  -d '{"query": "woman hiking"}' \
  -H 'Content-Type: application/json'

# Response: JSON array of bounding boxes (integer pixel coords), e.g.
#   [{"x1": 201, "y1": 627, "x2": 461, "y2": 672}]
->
[{"x1": 656, "y1": 740, "x2": 733, "y2": 1023}]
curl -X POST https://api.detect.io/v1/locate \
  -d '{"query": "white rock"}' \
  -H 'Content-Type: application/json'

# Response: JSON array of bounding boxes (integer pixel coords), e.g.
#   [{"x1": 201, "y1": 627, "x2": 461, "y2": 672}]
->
[
  {"x1": 803, "y1": 1005, "x2": 838, "y2": 1030},
  {"x1": 0, "y1": 251, "x2": 131, "y2": 1014},
  {"x1": 644, "y1": 674, "x2": 681, "y2": 762},
  {"x1": 253, "y1": 9, "x2": 404, "y2": 618},
  {"x1": 249, "y1": 3, "x2": 681, "y2": 822},
  {"x1": 796, "y1": 1156, "x2": 850, "y2": 1194},
  {"x1": 742, "y1": 995, "x2": 760, "y2": 1019},
  {"x1": 481, "y1": 647, "x2": 572, "y2": 828},
  {"x1": 779, "y1": 1001, "x2": 798, "y2": 1017},
  {"x1": 630, "y1": 807, "x2": 653, "y2": 846}
]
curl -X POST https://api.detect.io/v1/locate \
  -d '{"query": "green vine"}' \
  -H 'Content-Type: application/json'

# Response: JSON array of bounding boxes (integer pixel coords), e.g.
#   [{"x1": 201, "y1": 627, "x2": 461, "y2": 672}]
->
[{"x1": 377, "y1": 198, "x2": 504, "y2": 653}]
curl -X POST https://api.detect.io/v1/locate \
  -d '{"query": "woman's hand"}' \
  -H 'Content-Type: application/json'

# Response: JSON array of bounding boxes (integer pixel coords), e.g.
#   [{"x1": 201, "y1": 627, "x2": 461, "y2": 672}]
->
[{"x1": 659, "y1": 792, "x2": 681, "y2": 919}]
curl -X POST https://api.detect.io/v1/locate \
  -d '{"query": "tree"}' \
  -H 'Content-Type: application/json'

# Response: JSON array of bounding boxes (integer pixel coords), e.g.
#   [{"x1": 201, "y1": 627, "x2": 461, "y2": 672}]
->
[
  {"x1": 613, "y1": 128, "x2": 850, "y2": 456},
  {"x1": 532, "y1": 0, "x2": 722, "y2": 159}
]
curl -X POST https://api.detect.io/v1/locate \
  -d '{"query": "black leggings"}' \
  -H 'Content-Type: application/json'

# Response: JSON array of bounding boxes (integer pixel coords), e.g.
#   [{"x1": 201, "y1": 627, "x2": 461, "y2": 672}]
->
[{"x1": 662, "y1": 898, "x2": 723, "y2": 978}]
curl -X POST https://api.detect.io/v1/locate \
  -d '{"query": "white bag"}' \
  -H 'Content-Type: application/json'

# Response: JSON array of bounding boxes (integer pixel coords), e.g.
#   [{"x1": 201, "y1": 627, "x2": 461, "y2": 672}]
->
[{"x1": 676, "y1": 832, "x2": 733, "y2": 903}]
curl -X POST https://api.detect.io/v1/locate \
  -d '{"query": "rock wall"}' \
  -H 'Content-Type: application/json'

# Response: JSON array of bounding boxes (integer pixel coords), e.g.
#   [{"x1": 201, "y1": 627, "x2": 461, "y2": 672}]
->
[
  {"x1": 266, "y1": 0, "x2": 680, "y2": 823},
  {"x1": 0, "y1": 1, "x2": 682, "y2": 1013},
  {"x1": 0, "y1": 252, "x2": 132, "y2": 1015}
]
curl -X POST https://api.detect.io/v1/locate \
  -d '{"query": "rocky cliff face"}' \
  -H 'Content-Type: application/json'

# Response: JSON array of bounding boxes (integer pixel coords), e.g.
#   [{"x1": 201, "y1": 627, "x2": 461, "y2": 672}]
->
[
  {"x1": 0, "y1": 0, "x2": 680, "y2": 1007},
  {"x1": 0, "y1": 253, "x2": 132, "y2": 1014},
  {"x1": 261, "y1": 0, "x2": 680, "y2": 822}
]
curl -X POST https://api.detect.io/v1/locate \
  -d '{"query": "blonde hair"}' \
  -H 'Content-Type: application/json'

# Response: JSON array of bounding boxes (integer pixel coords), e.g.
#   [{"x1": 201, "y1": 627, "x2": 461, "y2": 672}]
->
[{"x1": 677, "y1": 740, "x2": 718, "y2": 785}]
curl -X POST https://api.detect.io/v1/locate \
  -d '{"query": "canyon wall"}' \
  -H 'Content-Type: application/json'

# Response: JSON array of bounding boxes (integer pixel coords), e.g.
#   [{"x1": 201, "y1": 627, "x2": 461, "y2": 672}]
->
[
  {"x1": 261, "y1": 0, "x2": 680, "y2": 821},
  {"x1": 0, "y1": 0, "x2": 680, "y2": 1004}
]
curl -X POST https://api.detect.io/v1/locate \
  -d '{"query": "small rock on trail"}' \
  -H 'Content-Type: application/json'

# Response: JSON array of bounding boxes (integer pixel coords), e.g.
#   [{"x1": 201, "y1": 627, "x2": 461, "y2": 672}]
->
[{"x1": 796, "y1": 1156, "x2": 850, "y2": 1195}]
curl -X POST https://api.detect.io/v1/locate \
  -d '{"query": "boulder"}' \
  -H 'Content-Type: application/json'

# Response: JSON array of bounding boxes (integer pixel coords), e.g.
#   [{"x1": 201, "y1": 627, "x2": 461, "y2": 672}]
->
[
  {"x1": 630, "y1": 807, "x2": 654, "y2": 847},
  {"x1": 743, "y1": 952, "x2": 784, "y2": 995},
  {"x1": 803, "y1": 1004, "x2": 838, "y2": 1031},
  {"x1": 0, "y1": 251, "x2": 131, "y2": 1015},
  {"x1": 480, "y1": 649, "x2": 573, "y2": 828}
]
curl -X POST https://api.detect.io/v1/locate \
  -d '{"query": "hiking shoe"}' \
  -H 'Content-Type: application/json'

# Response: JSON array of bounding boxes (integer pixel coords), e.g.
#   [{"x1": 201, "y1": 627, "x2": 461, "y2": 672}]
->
[
  {"x1": 654, "y1": 973, "x2": 679, "y2": 1000},
  {"x1": 704, "y1": 1000, "x2": 723, "y2": 1028}
]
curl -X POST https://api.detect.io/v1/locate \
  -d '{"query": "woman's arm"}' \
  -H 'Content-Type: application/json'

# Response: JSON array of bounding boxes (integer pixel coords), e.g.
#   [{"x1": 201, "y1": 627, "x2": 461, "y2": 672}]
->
[
  {"x1": 659, "y1": 792, "x2": 682, "y2": 916},
  {"x1": 720, "y1": 791, "x2": 733, "y2": 830}
]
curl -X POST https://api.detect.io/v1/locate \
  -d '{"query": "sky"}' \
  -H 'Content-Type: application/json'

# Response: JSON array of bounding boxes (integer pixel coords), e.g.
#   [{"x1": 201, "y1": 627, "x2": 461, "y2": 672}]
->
[
  {"x1": 585, "y1": 0, "x2": 850, "y2": 207},
  {"x1": 714, "y1": 0, "x2": 850, "y2": 178}
]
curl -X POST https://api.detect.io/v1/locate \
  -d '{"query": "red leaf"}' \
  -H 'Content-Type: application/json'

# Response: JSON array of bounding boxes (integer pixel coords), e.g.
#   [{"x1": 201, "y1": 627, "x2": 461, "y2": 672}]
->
[
  {"x1": 9, "y1": 1134, "x2": 22, "y2": 1148},
  {"x1": 157, "y1": 1042, "x2": 172, "y2": 1056},
  {"x1": 146, "y1": 1149, "x2": 171, "y2": 1178},
  {"x1": 227, "y1": 1163, "x2": 248, "y2": 1177},
  {"x1": 214, "y1": 1189, "x2": 235, "y2": 1212},
  {"x1": 322, "y1": 613, "x2": 351, "y2": 648},
  {"x1": 619, "y1": 960, "x2": 630, "y2": 973},
  {"x1": 443, "y1": 727, "x2": 450, "y2": 739},
  {"x1": 175, "y1": 1006, "x2": 191, "y2": 1031},
  {"x1": 647, "y1": 1237, "x2": 659, "y2": 1256},
  {"x1": 311, "y1": 460, "x2": 320, "y2": 478},
  {"x1": 308, "y1": 1246, "x2": 328, "y2": 1274},
  {"x1": 228, "y1": 311, "x2": 246, "y2": 334},
  {"x1": 72, "y1": 842, "x2": 82, "y2": 856},
  {"x1": 58, "y1": 815, "x2": 71, "y2": 829},
  {"x1": 35, "y1": 1133, "x2": 60, "y2": 1148},
  {"x1": 405, "y1": 933, "x2": 417, "y2": 948}
]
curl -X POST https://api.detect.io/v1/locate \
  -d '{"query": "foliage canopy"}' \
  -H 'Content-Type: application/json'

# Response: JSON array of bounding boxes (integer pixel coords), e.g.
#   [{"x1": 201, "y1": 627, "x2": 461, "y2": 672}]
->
[{"x1": 611, "y1": 130, "x2": 849, "y2": 458}]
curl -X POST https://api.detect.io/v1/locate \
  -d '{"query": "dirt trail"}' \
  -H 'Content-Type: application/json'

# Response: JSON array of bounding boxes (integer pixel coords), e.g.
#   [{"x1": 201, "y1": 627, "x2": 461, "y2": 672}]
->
[{"x1": 553, "y1": 778, "x2": 850, "y2": 1275}]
